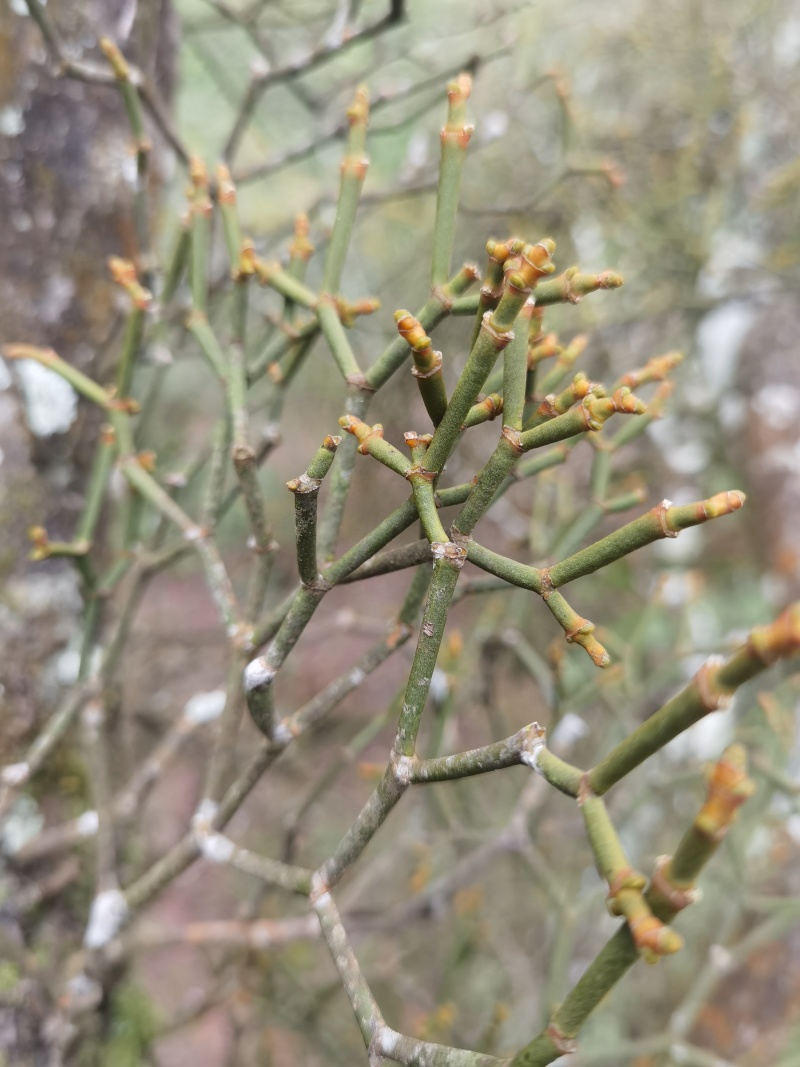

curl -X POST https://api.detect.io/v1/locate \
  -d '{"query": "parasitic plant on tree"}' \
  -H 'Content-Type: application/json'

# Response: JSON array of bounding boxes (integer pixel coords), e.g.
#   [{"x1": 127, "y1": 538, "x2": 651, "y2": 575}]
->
[{"x1": 2, "y1": 6, "x2": 800, "y2": 1064}]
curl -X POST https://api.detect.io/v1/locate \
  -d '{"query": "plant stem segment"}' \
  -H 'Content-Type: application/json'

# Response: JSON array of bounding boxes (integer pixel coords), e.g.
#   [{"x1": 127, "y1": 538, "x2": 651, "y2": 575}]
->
[
  {"x1": 431, "y1": 74, "x2": 473, "y2": 286},
  {"x1": 511, "y1": 745, "x2": 759, "y2": 1066}
]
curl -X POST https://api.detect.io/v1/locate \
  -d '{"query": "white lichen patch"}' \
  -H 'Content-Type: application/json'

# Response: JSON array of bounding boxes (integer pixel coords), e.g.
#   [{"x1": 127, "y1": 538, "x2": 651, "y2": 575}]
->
[
  {"x1": 379, "y1": 1029, "x2": 400, "y2": 1056},
  {"x1": 199, "y1": 831, "x2": 236, "y2": 864},
  {"x1": 244, "y1": 657, "x2": 276, "y2": 691},
  {"x1": 84, "y1": 888, "x2": 129, "y2": 949},
  {"x1": 7, "y1": 570, "x2": 81, "y2": 619},
  {"x1": 0, "y1": 105, "x2": 25, "y2": 138},
  {"x1": 550, "y1": 713, "x2": 589, "y2": 750},
  {"x1": 309, "y1": 871, "x2": 330, "y2": 904},
  {"x1": 15, "y1": 358, "x2": 78, "y2": 436},
  {"x1": 56, "y1": 648, "x2": 81, "y2": 685},
  {"x1": 76, "y1": 810, "x2": 100, "y2": 838},
  {"x1": 391, "y1": 754, "x2": 413, "y2": 785},
  {"x1": 520, "y1": 727, "x2": 546, "y2": 772},
  {"x1": 429, "y1": 667, "x2": 449, "y2": 704},
  {"x1": 480, "y1": 109, "x2": 509, "y2": 142},
  {"x1": 270, "y1": 720, "x2": 293, "y2": 745},
  {"x1": 1, "y1": 794, "x2": 43, "y2": 854},
  {"x1": 191, "y1": 797, "x2": 219, "y2": 838},
  {"x1": 1, "y1": 761, "x2": 30, "y2": 787},
  {"x1": 183, "y1": 689, "x2": 226, "y2": 725},
  {"x1": 38, "y1": 274, "x2": 76, "y2": 325},
  {"x1": 755, "y1": 384, "x2": 797, "y2": 428}
]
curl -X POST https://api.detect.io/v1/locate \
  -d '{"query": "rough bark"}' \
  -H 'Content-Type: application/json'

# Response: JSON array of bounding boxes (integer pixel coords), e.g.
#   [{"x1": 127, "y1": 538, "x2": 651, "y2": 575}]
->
[{"x1": 0, "y1": 3, "x2": 176, "y2": 1062}]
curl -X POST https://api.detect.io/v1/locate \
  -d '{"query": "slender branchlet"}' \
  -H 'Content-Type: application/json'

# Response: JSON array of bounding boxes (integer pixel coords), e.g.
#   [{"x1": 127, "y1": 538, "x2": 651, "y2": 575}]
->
[
  {"x1": 100, "y1": 38, "x2": 151, "y2": 268},
  {"x1": 579, "y1": 787, "x2": 683, "y2": 961},
  {"x1": 366, "y1": 262, "x2": 479, "y2": 392},
  {"x1": 511, "y1": 746, "x2": 760, "y2": 1067},
  {"x1": 215, "y1": 163, "x2": 243, "y2": 275},
  {"x1": 462, "y1": 392, "x2": 504, "y2": 428},
  {"x1": 395, "y1": 309, "x2": 449, "y2": 425},
  {"x1": 426, "y1": 239, "x2": 557, "y2": 474},
  {"x1": 339, "y1": 416, "x2": 412, "y2": 477},
  {"x1": 322, "y1": 84, "x2": 370, "y2": 297},
  {"x1": 589, "y1": 604, "x2": 800, "y2": 795},
  {"x1": 188, "y1": 157, "x2": 212, "y2": 314},
  {"x1": 431, "y1": 73, "x2": 474, "y2": 286},
  {"x1": 3, "y1": 344, "x2": 135, "y2": 412},
  {"x1": 453, "y1": 266, "x2": 624, "y2": 321},
  {"x1": 536, "y1": 332, "x2": 590, "y2": 395},
  {"x1": 287, "y1": 435, "x2": 341, "y2": 586}
]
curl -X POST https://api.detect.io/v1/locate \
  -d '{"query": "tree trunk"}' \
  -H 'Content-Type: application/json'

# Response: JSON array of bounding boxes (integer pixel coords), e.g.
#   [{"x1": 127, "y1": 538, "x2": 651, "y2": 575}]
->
[{"x1": 0, "y1": 3, "x2": 176, "y2": 1062}]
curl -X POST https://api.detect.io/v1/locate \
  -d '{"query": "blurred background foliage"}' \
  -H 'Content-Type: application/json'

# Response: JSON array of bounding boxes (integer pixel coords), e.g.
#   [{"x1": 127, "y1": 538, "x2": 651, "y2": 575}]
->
[{"x1": 1, "y1": 1, "x2": 800, "y2": 1065}]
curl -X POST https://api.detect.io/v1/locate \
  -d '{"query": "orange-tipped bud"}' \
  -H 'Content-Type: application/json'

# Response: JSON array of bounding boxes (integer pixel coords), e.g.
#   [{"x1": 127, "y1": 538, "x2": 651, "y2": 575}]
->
[
  {"x1": 748, "y1": 603, "x2": 800, "y2": 667},
  {"x1": 609, "y1": 387, "x2": 647, "y2": 415},
  {"x1": 620, "y1": 351, "x2": 684, "y2": 389},
  {"x1": 189, "y1": 156, "x2": 209, "y2": 191},
  {"x1": 528, "y1": 332, "x2": 562, "y2": 366},
  {"x1": 663, "y1": 491, "x2": 746, "y2": 537},
  {"x1": 628, "y1": 914, "x2": 684, "y2": 962},
  {"x1": 559, "y1": 268, "x2": 624, "y2": 304},
  {"x1": 395, "y1": 310, "x2": 431, "y2": 352},
  {"x1": 447, "y1": 73, "x2": 472, "y2": 108},
  {"x1": 696, "y1": 743, "x2": 755, "y2": 841},
  {"x1": 338, "y1": 415, "x2": 383, "y2": 454},
  {"x1": 647, "y1": 380, "x2": 674, "y2": 418},
  {"x1": 337, "y1": 297, "x2": 380, "y2": 327},
  {"x1": 239, "y1": 239, "x2": 257, "y2": 277},
  {"x1": 584, "y1": 389, "x2": 646, "y2": 429},
  {"x1": 108, "y1": 256, "x2": 152, "y2": 310},
  {"x1": 99, "y1": 37, "x2": 130, "y2": 80},
  {"x1": 564, "y1": 615, "x2": 609, "y2": 667},
  {"x1": 403, "y1": 431, "x2": 433, "y2": 450},
  {"x1": 347, "y1": 85, "x2": 370, "y2": 127},
  {"x1": 289, "y1": 214, "x2": 314, "y2": 261},
  {"x1": 215, "y1": 163, "x2": 236, "y2": 204},
  {"x1": 702, "y1": 489, "x2": 746, "y2": 519},
  {"x1": 137, "y1": 450, "x2": 157, "y2": 473},
  {"x1": 508, "y1": 239, "x2": 557, "y2": 291},
  {"x1": 562, "y1": 334, "x2": 589, "y2": 361},
  {"x1": 27, "y1": 525, "x2": 50, "y2": 562},
  {"x1": 442, "y1": 73, "x2": 474, "y2": 148}
]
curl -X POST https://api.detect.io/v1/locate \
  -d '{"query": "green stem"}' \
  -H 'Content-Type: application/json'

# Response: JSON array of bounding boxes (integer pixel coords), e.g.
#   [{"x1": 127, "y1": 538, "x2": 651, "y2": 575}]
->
[
  {"x1": 426, "y1": 240, "x2": 555, "y2": 473},
  {"x1": 317, "y1": 298, "x2": 364, "y2": 381},
  {"x1": 321, "y1": 86, "x2": 369, "y2": 295},
  {"x1": 394, "y1": 556, "x2": 464, "y2": 758},
  {"x1": 503, "y1": 302, "x2": 533, "y2": 431},
  {"x1": 410, "y1": 723, "x2": 544, "y2": 783},
  {"x1": 510, "y1": 748, "x2": 761, "y2": 1066},
  {"x1": 365, "y1": 264, "x2": 478, "y2": 391},
  {"x1": 431, "y1": 75, "x2": 473, "y2": 286},
  {"x1": 589, "y1": 605, "x2": 800, "y2": 795},
  {"x1": 451, "y1": 267, "x2": 624, "y2": 318},
  {"x1": 3, "y1": 345, "x2": 116, "y2": 410},
  {"x1": 188, "y1": 159, "x2": 212, "y2": 314},
  {"x1": 546, "y1": 491, "x2": 745, "y2": 588},
  {"x1": 317, "y1": 386, "x2": 372, "y2": 559},
  {"x1": 187, "y1": 312, "x2": 228, "y2": 381},
  {"x1": 287, "y1": 436, "x2": 340, "y2": 586}
]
